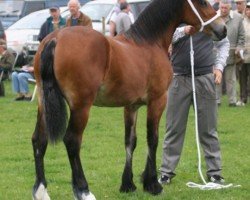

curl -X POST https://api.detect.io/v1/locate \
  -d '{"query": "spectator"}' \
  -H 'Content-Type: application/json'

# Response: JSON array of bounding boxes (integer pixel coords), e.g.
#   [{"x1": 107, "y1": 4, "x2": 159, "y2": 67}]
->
[
  {"x1": 0, "y1": 39, "x2": 15, "y2": 96},
  {"x1": 158, "y1": 25, "x2": 229, "y2": 185},
  {"x1": 234, "y1": 0, "x2": 247, "y2": 106},
  {"x1": 0, "y1": 39, "x2": 15, "y2": 76},
  {"x1": 66, "y1": 0, "x2": 92, "y2": 27},
  {"x1": 235, "y1": 0, "x2": 247, "y2": 14},
  {"x1": 109, "y1": 0, "x2": 134, "y2": 37},
  {"x1": 115, "y1": 2, "x2": 132, "y2": 35},
  {"x1": 239, "y1": 2, "x2": 250, "y2": 104},
  {"x1": 38, "y1": 5, "x2": 66, "y2": 42},
  {"x1": 216, "y1": 0, "x2": 245, "y2": 106},
  {"x1": 11, "y1": 62, "x2": 34, "y2": 101}
]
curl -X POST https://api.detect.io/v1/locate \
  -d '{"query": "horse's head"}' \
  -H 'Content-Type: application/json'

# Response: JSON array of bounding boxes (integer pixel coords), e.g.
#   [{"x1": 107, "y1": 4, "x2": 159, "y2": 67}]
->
[{"x1": 182, "y1": 0, "x2": 227, "y2": 41}]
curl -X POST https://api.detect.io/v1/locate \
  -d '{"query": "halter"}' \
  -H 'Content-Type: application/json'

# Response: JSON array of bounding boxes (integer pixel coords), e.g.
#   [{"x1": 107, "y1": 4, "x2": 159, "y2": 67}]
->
[{"x1": 187, "y1": 0, "x2": 220, "y2": 31}]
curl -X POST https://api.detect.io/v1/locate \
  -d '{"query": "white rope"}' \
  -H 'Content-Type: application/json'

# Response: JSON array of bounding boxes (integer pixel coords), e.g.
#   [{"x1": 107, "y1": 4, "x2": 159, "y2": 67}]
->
[
  {"x1": 186, "y1": 182, "x2": 240, "y2": 190},
  {"x1": 187, "y1": 36, "x2": 241, "y2": 190}
]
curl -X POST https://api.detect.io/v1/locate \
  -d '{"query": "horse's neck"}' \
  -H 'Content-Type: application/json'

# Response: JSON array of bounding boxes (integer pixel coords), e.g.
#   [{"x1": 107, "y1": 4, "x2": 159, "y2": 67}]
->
[{"x1": 159, "y1": 23, "x2": 179, "y2": 54}]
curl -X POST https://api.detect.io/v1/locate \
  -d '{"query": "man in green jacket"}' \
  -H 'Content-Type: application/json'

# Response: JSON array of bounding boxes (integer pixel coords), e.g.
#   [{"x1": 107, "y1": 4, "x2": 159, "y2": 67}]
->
[{"x1": 38, "y1": 5, "x2": 66, "y2": 42}]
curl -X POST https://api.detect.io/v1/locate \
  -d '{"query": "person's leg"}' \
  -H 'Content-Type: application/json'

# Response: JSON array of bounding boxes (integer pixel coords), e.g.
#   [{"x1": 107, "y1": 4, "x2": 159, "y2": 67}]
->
[
  {"x1": 246, "y1": 64, "x2": 250, "y2": 103},
  {"x1": 195, "y1": 74, "x2": 222, "y2": 178},
  {"x1": 12, "y1": 71, "x2": 20, "y2": 93},
  {"x1": 240, "y1": 64, "x2": 248, "y2": 104},
  {"x1": 160, "y1": 76, "x2": 192, "y2": 179},
  {"x1": 215, "y1": 82, "x2": 222, "y2": 105},
  {"x1": 12, "y1": 71, "x2": 25, "y2": 100},
  {"x1": 0, "y1": 68, "x2": 5, "y2": 96},
  {"x1": 0, "y1": 81, "x2": 4, "y2": 96},
  {"x1": 17, "y1": 72, "x2": 33, "y2": 95},
  {"x1": 224, "y1": 64, "x2": 237, "y2": 105}
]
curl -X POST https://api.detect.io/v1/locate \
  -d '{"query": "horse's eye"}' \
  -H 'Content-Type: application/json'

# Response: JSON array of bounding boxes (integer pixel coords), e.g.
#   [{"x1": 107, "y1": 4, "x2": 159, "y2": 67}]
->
[{"x1": 200, "y1": 0, "x2": 208, "y2": 6}]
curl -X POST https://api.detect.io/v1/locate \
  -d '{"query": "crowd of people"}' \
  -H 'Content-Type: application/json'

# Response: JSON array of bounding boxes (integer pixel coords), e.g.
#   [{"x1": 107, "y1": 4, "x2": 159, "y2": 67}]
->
[{"x1": 0, "y1": 0, "x2": 92, "y2": 100}]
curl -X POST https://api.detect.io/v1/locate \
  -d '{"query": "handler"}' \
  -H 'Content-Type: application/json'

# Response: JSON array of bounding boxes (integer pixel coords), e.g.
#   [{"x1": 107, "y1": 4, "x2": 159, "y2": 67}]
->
[{"x1": 159, "y1": 25, "x2": 229, "y2": 185}]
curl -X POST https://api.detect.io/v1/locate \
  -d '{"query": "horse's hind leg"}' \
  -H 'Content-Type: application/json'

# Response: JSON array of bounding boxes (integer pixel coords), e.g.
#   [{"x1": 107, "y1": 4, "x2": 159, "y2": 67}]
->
[
  {"x1": 120, "y1": 105, "x2": 139, "y2": 193},
  {"x1": 142, "y1": 95, "x2": 166, "y2": 195},
  {"x1": 32, "y1": 109, "x2": 50, "y2": 200},
  {"x1": 63, "y1": 106, "x2": 96, "y2": 200}
]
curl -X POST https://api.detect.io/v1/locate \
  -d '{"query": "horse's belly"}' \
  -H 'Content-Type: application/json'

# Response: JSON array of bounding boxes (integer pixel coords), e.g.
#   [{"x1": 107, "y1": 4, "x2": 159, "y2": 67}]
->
[{"x1": 93, "y1": 84, "x2": 147, "y2": 107}]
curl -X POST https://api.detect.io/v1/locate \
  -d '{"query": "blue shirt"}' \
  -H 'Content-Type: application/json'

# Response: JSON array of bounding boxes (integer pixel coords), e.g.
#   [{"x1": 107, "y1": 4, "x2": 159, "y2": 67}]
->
[{"x1": 71, "y1": 18, "x2": 78, "y2": 26}]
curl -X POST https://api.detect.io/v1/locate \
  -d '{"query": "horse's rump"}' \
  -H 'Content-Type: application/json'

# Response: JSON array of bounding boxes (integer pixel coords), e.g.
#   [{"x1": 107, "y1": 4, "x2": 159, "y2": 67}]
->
[{"x1": 52, "y1": 27, "x2": 111, "y2": 107}]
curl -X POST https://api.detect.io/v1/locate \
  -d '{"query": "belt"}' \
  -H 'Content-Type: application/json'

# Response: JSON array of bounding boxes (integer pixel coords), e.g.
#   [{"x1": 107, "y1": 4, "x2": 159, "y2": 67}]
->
[{"x1": 174, "y1": 73, "x2": 209, "y2": 77}]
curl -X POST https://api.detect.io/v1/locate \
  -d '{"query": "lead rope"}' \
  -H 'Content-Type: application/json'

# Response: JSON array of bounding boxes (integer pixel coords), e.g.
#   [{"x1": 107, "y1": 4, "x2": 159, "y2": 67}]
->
[{"x1": 186, "y1": 36, "x2": 241, "y2": 190}]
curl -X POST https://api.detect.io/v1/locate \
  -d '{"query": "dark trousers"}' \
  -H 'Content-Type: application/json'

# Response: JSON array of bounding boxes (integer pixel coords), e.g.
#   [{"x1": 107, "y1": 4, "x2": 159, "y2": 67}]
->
[
  {"x1": 239, "y1": 63, "x2": 250, "y2": 103},
  {"x1": 0, "y1": 81, "x2": 5, "y2": 96},
  {"x1": 0, "y1": 67, "x2": 9, "y2": 96}
]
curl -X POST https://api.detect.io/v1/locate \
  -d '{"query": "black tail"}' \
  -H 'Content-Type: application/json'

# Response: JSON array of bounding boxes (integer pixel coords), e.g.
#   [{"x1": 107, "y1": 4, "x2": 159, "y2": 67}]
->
[{"x1": 40, "y1": 39, "x2": 67, "y2": 143}]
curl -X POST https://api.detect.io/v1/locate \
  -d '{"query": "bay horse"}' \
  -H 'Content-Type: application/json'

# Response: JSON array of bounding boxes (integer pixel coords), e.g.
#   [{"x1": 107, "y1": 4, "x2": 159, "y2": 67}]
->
[{"x1": 32, "y1": 0, "x2": 226, "y2": 199}]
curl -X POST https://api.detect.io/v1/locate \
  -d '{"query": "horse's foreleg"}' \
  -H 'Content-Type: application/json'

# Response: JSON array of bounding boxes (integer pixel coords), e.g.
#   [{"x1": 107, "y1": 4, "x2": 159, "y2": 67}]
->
[
  {"x1": 120, "y1": 105, "x2": 139, "y2": 193},
  {"x1": 143, "y1": 95, "x2": 166, "y2": 195},
  {"x1": 63, "y1": 107, "x2": 96, "y2": 200},
  {"x1": 32, "y1": 109, "x2": 50, "y2": 200}
]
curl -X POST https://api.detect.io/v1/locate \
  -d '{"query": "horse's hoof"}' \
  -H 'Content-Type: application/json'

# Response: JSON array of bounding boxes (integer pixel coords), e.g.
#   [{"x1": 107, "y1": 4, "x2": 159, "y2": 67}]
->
[
  {"x1": 74, "y1": 191, "x2": 96, "y2": 200},
  {"x1": 120, "y1": 182, "x2": 137, "y2": 193},
  {"x1": 144, "y1": 181, "x2": 163, "y2": 195},
  {"x1": 32, "y1": 184, "x2": 51, "y2": 200}
]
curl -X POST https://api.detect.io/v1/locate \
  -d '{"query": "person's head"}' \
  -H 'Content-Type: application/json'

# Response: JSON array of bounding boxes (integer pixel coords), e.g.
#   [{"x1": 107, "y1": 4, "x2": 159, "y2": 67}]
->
[
  {"x1": 68, "y1": 0, "x2": 81, "y2": 17},
  {"x1": 245, "y1": 2, "x2": 250, "y2": 18},
  {"x1": 49, "y1": 6, "x2": 60, "y2": 20},
  {"x1": 234, "y1": 0, "x2": 247, "y2": 14},
  {"x1": 120, "y1": 2, "x2": 130, "y2": 13},
  {"x1": 219, "y1": 0, "x2": 232, "y2": 17}
]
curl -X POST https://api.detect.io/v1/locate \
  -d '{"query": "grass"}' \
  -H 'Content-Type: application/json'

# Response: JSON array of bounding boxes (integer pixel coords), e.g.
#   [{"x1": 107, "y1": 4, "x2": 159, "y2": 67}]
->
[{"x1": 0, "y1": 80, "x2": 249, "y2": 200}]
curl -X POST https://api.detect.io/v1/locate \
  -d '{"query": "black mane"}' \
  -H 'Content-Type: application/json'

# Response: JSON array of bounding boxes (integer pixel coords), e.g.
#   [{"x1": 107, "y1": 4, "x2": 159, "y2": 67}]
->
[{"x1": 125, "y1": 0, "x2": 184, "y2": 44}]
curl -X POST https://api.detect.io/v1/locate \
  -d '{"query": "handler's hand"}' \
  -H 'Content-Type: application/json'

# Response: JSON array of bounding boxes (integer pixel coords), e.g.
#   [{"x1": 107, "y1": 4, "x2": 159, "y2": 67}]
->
[
  {"x1": 184, "y1": 25, "x2": 196, "y2": 35},
  {"x1": 213, "y1": 69, "x2": 222, "y2": 85}
]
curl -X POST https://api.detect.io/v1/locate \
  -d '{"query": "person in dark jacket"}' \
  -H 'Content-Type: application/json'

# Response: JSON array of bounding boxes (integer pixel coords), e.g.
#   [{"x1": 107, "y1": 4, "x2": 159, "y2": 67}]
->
[
  {"x1": 66, "y1": 0, "x2": 92, "y2": 27},
  {"x1": 0, "y1": 39, "x2": 15, "y2": 79},
  {"x1": 38, "y1": 6, "x2": 66, "y2": 42}
]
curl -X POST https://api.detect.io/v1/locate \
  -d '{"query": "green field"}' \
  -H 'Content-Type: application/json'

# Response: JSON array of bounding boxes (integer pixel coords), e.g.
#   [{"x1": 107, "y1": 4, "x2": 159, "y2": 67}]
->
[{"x1": 0, "y1": 80, "x2": 249, "y2": 200}]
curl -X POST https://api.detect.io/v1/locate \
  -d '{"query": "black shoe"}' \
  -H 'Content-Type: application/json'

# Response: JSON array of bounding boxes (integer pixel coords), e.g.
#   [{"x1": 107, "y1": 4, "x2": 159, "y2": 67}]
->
[
  {"x1": 24, "y1": 96, "x2": 32, "y2": 101},
  {"x1": 15, "y1": 96, "x2": 25, "y2": 101},
  {"x1": 229, "y1": 103, "x2": 236, "y2": 107},
  {"x1": 208, "y1": 175, "x2": 225, "y2": 184},
  {"x1": 158, "y1": 175, "x2": 171, "y2": 184}
]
